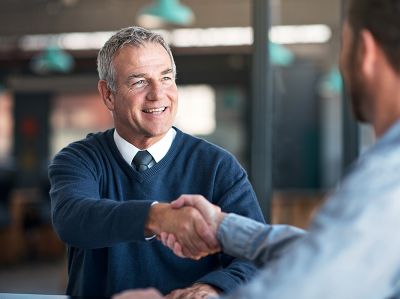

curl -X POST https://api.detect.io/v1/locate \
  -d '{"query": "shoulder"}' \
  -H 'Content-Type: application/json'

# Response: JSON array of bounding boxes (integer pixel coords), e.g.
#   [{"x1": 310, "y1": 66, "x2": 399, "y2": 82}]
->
[
  {"x1": 320, "y1": 140, "x2": 400, "y2": 223},
  {"x1": 51, "y1": 129, "x2": 113, "y2": 165},
  {"x1": 174, "y1": 128, "x2": 245, "y2": 178},
  {"x1": 343, "y1": 141, "x2": 400, "y2": 193},
  {"x1": 175, "y1": 128, "x2": 238, "y2": 163}
]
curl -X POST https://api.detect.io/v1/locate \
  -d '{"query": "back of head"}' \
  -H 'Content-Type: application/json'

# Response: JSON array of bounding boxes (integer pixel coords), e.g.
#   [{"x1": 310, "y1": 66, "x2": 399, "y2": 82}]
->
[
  {"x1": 97, "y1": 26, "x2": 176, "y2": 92},
  {"x1": 348, "y1": 0, "x2": 400, "y2": 73}
]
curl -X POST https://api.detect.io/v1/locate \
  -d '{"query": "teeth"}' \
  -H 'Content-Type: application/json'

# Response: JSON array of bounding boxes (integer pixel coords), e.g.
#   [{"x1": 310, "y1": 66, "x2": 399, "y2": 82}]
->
[{"x1": 143, "y1": 107, "x2": 166, "y2": 113}]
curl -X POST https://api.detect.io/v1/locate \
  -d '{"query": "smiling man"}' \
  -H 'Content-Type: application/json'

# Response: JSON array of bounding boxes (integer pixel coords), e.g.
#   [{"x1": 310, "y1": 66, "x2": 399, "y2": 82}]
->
[{"x1": 48, "y1": 27, "x2": 265, "y2": 298}]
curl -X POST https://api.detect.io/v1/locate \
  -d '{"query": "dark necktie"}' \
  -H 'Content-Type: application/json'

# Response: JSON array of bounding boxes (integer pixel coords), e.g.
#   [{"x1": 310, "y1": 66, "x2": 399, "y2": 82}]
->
[{"x1": 132, "y1": 150, "x2": 155, "y2": 172}]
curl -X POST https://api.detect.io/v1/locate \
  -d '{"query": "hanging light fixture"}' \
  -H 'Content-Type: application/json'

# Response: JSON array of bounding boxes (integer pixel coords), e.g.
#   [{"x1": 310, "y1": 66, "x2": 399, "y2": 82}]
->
[
  {"x1": 30, "y1": 45, "x2": 74, "y2": 75},
  {"x1": 269, "y1": 42, "x2": 294, "y2": 67},
  {"x1": 137, "y1": 0, "x2": 194, "y2": 28},
  {"x1": 319, "y1": 66, "x2": 343, "y2": 96}
]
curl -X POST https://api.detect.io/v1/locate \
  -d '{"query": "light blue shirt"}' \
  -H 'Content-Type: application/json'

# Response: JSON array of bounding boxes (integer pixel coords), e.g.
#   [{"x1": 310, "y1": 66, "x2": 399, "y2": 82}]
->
[{"x1": 218, "y1": 121, "x2": 400, "y2": 299}]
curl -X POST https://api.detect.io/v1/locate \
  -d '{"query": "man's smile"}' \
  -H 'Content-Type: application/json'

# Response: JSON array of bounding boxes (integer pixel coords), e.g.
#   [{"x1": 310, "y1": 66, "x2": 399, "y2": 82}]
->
[{"x1": 142, "y1": 106, "x2": 167, "y2": 114}]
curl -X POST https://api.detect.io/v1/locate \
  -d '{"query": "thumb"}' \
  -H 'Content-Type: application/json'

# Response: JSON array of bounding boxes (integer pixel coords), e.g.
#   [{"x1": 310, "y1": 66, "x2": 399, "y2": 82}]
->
[
  {"x1": 171, "y1": 195, "x2": 195, "y2": 209},
  {"x1": 170, "y1": 197, "x2": 184, "y2": 209}
]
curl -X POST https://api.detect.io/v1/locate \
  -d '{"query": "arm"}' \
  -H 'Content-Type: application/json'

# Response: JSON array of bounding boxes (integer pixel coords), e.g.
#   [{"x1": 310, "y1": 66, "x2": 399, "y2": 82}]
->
[
  {"x1": 50, "y1": 144, "x2": 215, "y2": 253},
  {"x1": 49, "y1": 146, "x2": 153, "y2": 248},
  {"x1": 165, "y1": 195, "x2": 305, "y2": 267},
  {"x1": 218, "y1": 213, "x2": 305, "y2": 267}
]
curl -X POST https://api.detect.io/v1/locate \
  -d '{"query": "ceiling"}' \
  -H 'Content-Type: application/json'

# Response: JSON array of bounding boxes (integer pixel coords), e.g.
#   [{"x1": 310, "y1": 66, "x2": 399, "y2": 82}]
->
[
  {"x1": 0, "y1": 0, "x2": 342, "y2": 37},
  {"x1": 0, "y1": 0, "x2": 344, "y2": 82}
]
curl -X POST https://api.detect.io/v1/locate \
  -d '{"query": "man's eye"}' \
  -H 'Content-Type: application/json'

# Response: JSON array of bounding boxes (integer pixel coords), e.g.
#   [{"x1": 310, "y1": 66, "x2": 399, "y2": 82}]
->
[
  {"x1": 162, "y1": 76, "x2": 172, "y2": 81},
  {"x1": 133, "y1": 80, "x2": 146, "y2": 87}
]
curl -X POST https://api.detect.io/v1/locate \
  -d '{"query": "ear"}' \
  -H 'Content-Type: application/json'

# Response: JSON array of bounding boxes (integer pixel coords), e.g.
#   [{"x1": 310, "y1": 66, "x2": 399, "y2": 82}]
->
[
  {"x1": 98, "y1": 80, "x2": 115, "y2": 111},
  {"x1": 359, "y1": 29, "x2": 379, "y2": 79}
]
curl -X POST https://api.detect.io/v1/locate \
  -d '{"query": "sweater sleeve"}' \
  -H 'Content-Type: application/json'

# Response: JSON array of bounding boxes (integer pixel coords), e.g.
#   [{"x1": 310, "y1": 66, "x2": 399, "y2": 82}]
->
[
  {"x1": 49, "y1": 143, "x2": 153, "y2": 249},
  {"x1": 194, "y1": 155, "x2": 268, "y2": 293}
]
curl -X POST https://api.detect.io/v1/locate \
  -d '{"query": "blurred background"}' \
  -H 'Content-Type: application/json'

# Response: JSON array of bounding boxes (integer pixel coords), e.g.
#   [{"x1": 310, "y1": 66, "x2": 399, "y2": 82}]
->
[{"x1": 0, "y1": 0, "x2": 374, "y2": 295}]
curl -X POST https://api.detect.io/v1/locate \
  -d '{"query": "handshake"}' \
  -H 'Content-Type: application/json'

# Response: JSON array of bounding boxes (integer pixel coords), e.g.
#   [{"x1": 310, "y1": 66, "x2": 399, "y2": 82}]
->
[{"x1": 146, "y1": 195, "x2": 227, "y2": 260}]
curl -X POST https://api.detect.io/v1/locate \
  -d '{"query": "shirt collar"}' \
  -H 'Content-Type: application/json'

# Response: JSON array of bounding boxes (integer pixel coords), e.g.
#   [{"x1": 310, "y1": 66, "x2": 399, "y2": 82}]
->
[{"x1": 113, "y1": 128, "x2": 176, "y2": 165}]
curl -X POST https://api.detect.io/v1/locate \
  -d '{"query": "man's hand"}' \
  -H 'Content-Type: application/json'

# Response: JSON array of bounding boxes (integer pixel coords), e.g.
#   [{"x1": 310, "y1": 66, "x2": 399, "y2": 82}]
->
[
  {"x1": 159, "y1": 195, "x2": 226, "y2": 259},
  {"x1": 172, "y1": 195, "x2": 225, "y2": 235},
  {"x1": 165, "y1": 283, "x2": 219, "y2": 299},
  {"x1": 146, "y1": 202, "x2": 217, "y2": 259},
  {"x1": 112, "y1": 288, "x2": 163, "y2": 299}
]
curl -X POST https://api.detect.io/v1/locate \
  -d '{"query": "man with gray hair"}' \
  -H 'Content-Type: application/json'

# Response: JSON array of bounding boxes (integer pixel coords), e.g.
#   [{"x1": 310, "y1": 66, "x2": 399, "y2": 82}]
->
[{"x1": 49, "y1": 26, "x2": 265, "y2": 298}]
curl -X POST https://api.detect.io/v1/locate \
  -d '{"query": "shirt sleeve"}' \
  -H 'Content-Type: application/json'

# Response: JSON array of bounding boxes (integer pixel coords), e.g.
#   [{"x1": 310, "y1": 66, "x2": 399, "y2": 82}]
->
[{"x1": 217, "y1": 214, "x2": 305, "y2": 267}]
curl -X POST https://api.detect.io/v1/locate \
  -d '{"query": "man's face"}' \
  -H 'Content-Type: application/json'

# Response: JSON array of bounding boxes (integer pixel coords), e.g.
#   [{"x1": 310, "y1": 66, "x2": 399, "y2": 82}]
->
[
  {"x1": 109, "y1": 42, "x2": 178, "y2": 148},
  {"x1": 340, "y1": 21, "x2": 372, "y2": 122}
]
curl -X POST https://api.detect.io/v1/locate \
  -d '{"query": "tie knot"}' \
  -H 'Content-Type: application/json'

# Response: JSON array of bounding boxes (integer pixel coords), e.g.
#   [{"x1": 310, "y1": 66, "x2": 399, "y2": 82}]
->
[{"x1": 132, "y1": 150, "x2": 155, "y2": 172}]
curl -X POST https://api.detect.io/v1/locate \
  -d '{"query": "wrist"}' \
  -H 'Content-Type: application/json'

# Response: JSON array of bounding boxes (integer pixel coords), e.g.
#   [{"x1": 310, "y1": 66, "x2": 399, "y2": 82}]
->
[
  {"x1": 215, "y1": 212, "x2": 226, "y2": 232},
  {"x1": 145, "y1": 203, "x2": 169, "y2": 236}
]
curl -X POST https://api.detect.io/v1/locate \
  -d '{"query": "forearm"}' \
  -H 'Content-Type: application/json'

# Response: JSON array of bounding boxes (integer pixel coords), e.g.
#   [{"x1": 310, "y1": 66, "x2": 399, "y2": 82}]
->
[
  {"x1": 145, "y1": 202, "x2": 171, "y2": 235},
  {"x1": 217, "y1": 214, "x2": 305, "y2": 267},
  {"x1": 52, "y1": 194, "x2": 154, "y2": 248}
]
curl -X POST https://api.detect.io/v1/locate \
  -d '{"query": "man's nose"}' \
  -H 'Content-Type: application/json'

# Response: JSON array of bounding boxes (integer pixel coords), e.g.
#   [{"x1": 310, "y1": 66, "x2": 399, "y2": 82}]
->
[{"x1": 146, "y1": 82, "x2": 164, "y2": 101}]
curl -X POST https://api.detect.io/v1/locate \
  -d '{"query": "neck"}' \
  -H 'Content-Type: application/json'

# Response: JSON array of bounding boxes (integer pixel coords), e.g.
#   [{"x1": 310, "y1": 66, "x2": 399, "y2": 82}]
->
[
  {"x1": 371, "y1": 72, "x2": 400, "y2": 138},
  {"x1": 115, "y1": 128, "x2": 166, "y2": 150}
]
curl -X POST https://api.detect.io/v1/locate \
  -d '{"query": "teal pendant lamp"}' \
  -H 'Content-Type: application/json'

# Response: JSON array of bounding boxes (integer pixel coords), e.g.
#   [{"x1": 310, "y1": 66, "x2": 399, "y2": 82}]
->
[
  {"x1": 31, "y1": 45, "x2": 74, "y2": 75},
  {"x1": 319, "y1": 66, "x2": 343, "y2": 95},
  {"x1": 137, "y1": 0, "x2": 194, "y2": 27},
  {"x1": 270, "y1": 42, "x2": 294, "y2": 67}
]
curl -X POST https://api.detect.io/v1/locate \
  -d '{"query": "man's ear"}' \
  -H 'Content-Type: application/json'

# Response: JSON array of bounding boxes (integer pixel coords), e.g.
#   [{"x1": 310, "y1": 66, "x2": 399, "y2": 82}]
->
[
  {"x1": 359, "y1": 29, "x2": 379, "y2": 79},
  {"x1": 98, "y1": 80, "x2": 115, "y2": 111}
]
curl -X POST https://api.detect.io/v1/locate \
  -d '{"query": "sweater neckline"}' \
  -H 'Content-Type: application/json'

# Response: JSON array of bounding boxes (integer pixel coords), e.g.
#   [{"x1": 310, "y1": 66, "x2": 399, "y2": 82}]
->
[{"x1": 106, "y1": 127, "x2": 184, "y2": 181}]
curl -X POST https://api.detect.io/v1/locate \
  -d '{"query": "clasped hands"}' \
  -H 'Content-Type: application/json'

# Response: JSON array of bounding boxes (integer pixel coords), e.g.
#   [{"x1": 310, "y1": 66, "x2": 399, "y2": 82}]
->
[
  {"x1": 113, "y1": 196, "x2": 225, "y2": 299},
  {"x1": 146, "y1": 194, "x2": 226, "y2": 260}
]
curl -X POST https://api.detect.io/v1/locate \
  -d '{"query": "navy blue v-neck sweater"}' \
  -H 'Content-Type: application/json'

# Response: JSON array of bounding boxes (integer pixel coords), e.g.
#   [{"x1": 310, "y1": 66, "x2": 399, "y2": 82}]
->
[{"x1": 49, "y1": 127, "x2": 265, "y2": 297}]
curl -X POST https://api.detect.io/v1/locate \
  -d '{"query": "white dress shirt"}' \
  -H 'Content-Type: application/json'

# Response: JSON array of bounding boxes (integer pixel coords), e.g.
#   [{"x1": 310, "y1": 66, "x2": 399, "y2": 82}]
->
[{"x1": 113, "y1": 127, "x2": 176, "y2": 165}]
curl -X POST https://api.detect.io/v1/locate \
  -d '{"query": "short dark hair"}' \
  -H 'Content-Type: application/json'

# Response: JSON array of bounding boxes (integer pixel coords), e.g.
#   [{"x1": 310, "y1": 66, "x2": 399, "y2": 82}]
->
[{"x1": 348, "y1": 0, "x2": 400, "y2": 72}]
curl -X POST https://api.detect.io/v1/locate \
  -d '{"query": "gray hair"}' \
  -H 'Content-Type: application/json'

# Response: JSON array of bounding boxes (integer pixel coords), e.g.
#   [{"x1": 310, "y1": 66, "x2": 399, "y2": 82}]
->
[{"x1": 97, "y1": 26, "x2": 176, "y2": 92}]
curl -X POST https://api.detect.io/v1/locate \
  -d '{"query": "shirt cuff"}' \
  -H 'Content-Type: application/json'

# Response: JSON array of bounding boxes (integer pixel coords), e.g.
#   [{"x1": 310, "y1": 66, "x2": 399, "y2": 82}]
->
[
  {"x1": 145, "y1": 201, "x2": 159, "y2": 241},
  {"x1": 217, "y1": 213, "x2": 267, "y2": 260}
]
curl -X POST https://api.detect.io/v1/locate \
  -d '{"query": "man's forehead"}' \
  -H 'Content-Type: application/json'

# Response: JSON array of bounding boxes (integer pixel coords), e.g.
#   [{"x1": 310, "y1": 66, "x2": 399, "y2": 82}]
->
[{"x1": 113, "y1": 42, "x2": 170, "y2": 63}]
